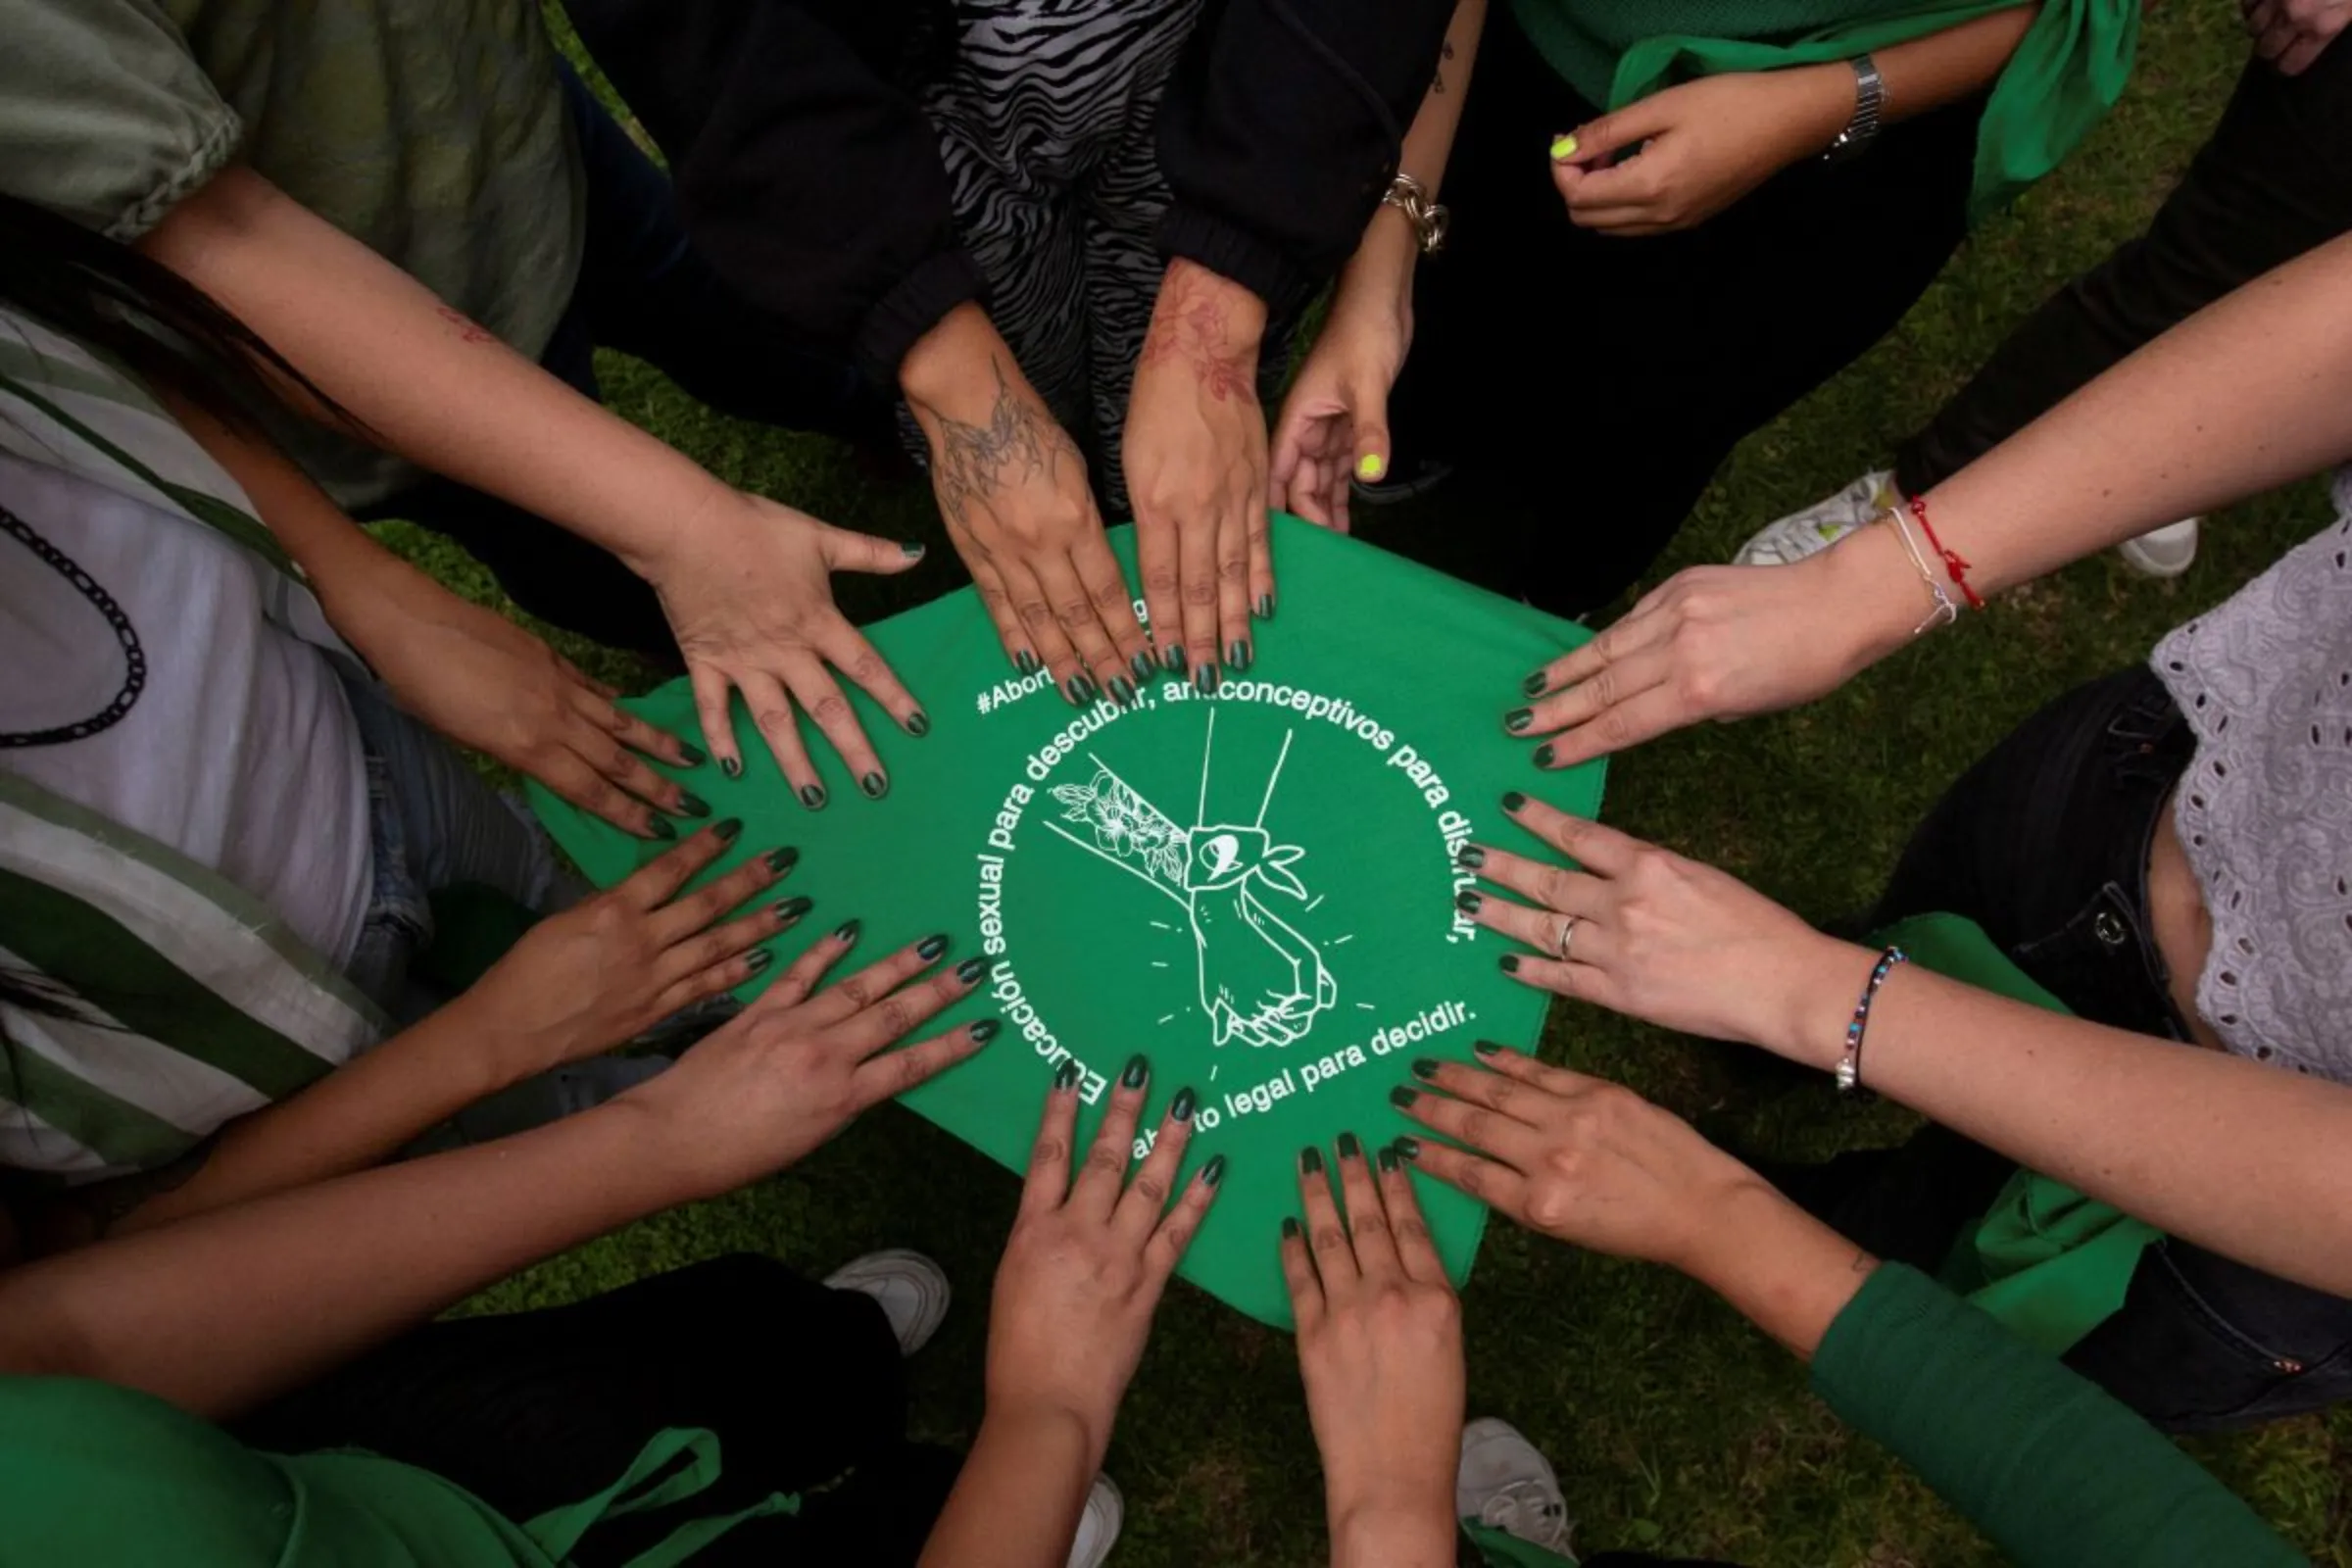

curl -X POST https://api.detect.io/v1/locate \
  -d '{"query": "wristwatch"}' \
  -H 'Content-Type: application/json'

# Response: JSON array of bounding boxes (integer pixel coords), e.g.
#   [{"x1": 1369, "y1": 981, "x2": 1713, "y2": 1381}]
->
[
  {"x1": 1823, "y1": 54, "x2": 1886, "y2": 163},
  {"x1": 1380, "y1": 173, "x2": 1449, "y2": 254}
]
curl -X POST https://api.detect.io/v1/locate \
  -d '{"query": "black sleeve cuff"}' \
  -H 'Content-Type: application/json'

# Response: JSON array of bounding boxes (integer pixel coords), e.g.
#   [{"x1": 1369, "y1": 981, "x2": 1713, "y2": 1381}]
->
[
  {"x1": 1156, "y1": 202, "x2": 1320, "y2": 319},
  {"x1": 854, "y1": 248, "x2": 991, "y2": 386}
]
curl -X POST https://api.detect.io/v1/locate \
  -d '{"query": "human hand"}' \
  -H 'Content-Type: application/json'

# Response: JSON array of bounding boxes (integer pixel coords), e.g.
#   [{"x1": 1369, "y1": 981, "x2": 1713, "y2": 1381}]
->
[
  {"x1": 1455, "y1": 794, "x2": 1864, "y2": 1064},
  {"x1": 1284, "y1": 1137, "x2": 1464, "y2": 1562},
  {"x1": 1126, "y1": 260, "x2": 1274, "y2": 684},
  {"x1": 906, "y1": 306, "x2": 1151, "y2": 707},
  {"x1": 1268, "y1": 270, "x2": 1410, "y2": 536},
  {"x1": 2245, "y1": 0, "x2": 2352, "y2": 73},
  {"x1": 1510, "y1": 523, "x2": 1928, "y2": 770},
  {"x1": 1550, "y1": 69, "x2": 1853, "y2": 234},
  {"x1": 456, "y1": 820, "x2": 809, "y2": 1075},
  {"x1": 624, "y1": 926, "x2": 994, "y2": 1196},
  {"x1": 986, "y1": 1055, "x2": 1223, "y2": 1466}
]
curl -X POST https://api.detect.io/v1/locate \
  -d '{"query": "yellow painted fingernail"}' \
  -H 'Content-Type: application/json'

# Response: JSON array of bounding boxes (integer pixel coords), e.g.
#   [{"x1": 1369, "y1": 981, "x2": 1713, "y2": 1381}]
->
[
  {"x1": 1356, "y1": 453, "x2": 1386, "y2": 480},
  {"x1": 1549, "y1": 134, "x2": 1579, "y2": 163}
]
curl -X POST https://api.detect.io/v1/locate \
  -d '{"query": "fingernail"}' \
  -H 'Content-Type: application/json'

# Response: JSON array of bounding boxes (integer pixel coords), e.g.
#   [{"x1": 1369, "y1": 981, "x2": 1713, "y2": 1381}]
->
[
  {"x1": 1255, "y1": 592, "x2": 1276, "y2": 619},
  {"x1": 1171, "y1": 1086, "x2": 1199, "y2": 1121},
  {"x1": 1474, "y1": 1039, "x2": 1503, "y2": 1057},
  {"x1": 1132, "y1": 650, "x2": 1157, "y2": 682},
  {"x1": 1337, "y1": 1131, "x2": 1361, "y2": 1159},
  {"x1": 1121, "y1": 1053, "x2": 1149, "y2": 1090},
  {"x1": 714, "y1": 817, "x2": 744, "y2": 842},
  {"x1": 800, "y1": 784, "x2": 828, "y2": 809},
  {"x1": 1412, "y1": 1057, "x2": 1441, "y2": 1080},
  {"x1": 648, "y1": 816, "x2": 677, "y2": 840},
  {"x1": 1227, "y1": 639, "x2": 1251, "y2": 672},
  {"x1": 1194, "y1": 662, "x2": 1216, "y2": 696},
  {"x1": 1500, "y1": 956, "x2": 1522, "y2": 974},
  {"x1": 1055, "y1": 1059, "x2": 1082, "y2": 1091},
  {"x1": 746, "y1": 948, "x2": 775, "y2": 974},
  {"x1": 1533, "y1": 744, "x2": 1555, "y2": 769},
  {"x1": 773, "y1": 895, "x2": 813, "y2": 922},
  {"x1": 835, "y1": 918, "x2": 862, "y2": 944},
  {"x1": 1456, "y1": 890, "x2": 1483, "y2": 913},
  {"x1": 970, "y1": 1018, "x2": 1001, "y2": 1044},
  {"x1": 861, "y1": 770, "x2": 889, "y2": 800},
  {"x1": 1391, "y1": 1085, "x2": 1419, "y2": 1108},
  {"x1": 1502, "y1": 790, "x2": 1528, "y2": 811},
  {"x1": 901, "y1": 540, "x2": 926, "y2": 558},
  {"x1": 1283, "y1": 1216, "x2": 1302, "y2": 1240},
  {"x1": 1107, "y1": 675, "x2": 1137, "y2": 709},
  {"x1": 1377, "y1": 1146, "x2": 1400, "y2": 1173},
  {"x1": 1504, "y1": 708, "x2": 1534, "y2": 733},
  {"x1": 917, "y1": 933, "x2": 950, "y2": 960},
  {"x1": 1549, "y1": 132, "x2": 1579, "y2": 162},
  {"x1": 1161, "y1": 643, "x2": 1186, "y2": 672},
  {"x1": 1523, "y1": 669, "x2": 1549, "y2": 698},
  {"x1": 677, "y1": 742, "x2": 708, "y2": 765},
  {"x1": 906, "y1": 710, "x2": 931, "y2": 738},
  {"x1": 765, "y1": 846, "x2": 798, "y2": 873},
  {"x1": 1396, "y1": 1136, "x2": 1423, "y2": 1160},
  {"x1": 956, "y1": 956, "x2": 987, "y2": 984},
  {"x1": 1356, "y1": 452, "x2": 1386, "y2": 481},
  {"x1": 1201, "y1": 1153, "x2": 1229, "y2": 1188},
  {"x1": 721, "y1": 757, "x2": 744, "y2": 779},
  {"x1": 1013, "y1": 651, "x2": 1038, "y2": 675},
  {"x1": 1456, "y1": 845, "x2": 1485, "y2": 869},
  {"x1": 1066, "y1": 672, "x2": 1100, "y2": 706},
  {"x1": 1299, "y1": 1146, "x2": 1324, "y2": 1175},
  {"x1": 675, "y1": 791, "x2": 712, "y2": 818}
]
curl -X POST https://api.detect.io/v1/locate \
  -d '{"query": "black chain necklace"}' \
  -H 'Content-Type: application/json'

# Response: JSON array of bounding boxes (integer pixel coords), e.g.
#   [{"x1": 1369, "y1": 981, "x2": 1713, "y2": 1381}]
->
[{"x1": 1, "y1": 503, "x2": 146, "y2": 748}]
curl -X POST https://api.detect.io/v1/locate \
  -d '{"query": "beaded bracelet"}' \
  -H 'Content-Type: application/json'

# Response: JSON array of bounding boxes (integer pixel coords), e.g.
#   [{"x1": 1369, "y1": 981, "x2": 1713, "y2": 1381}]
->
[{"x1": 1836, "y1": 946, "x2": 1908, "y2": 1094}]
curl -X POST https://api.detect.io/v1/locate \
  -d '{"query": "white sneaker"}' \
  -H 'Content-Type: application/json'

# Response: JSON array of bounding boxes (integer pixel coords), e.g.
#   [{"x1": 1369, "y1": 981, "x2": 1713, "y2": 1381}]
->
[
  {"x1": 1457, "y1": 1417, "x2": 1575, "y2": 1557},
  {"x1": 1732, "y1": 468, "x2": 1897, "y2": 566},
  {"x1": 2116, "y1": 516, "x2": 2199, "y2": 578},
  {"x1": 823, "y1": 1250, "x2": 950, "y2": 1356},
  {"x1": 1067, "y1": 1474, "x2": 1123, "y2": 1568}
]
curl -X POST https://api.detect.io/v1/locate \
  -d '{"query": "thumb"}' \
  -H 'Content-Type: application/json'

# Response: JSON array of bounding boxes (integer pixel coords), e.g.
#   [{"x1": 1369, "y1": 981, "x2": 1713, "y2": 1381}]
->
[
  {"x1": 820, "y1": 523, "x2": 928, "y2": 578},
  {"x1": 1348, "y1": 388, "x2": 1393, "y2": 490},
  {"x1": 1552, "y1": 96, "x2": 1672, "y2": 171}
]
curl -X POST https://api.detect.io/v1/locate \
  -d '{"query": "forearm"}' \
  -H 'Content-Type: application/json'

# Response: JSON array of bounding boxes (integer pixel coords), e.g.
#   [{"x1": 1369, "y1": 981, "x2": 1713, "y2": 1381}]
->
[
  {"x1": 1877, "y1": 6, "x2": 2038, "y2": 121},
  {"x1": 137, "y1": 166, "x2": 732, "y2": 574},
  {"x1": 918, "y1": 1403, "x2": 1099, "y2": 1568},
  {"x1": 1677, "y1": 1179, "x2": 1875, "y2": 1360},
  {"x1": 1334, "y1": 0, "x2": 1487, "y2": 317},
  {"x1": 0, "y1": 1100, "x2": 695, "y2": 1416}
]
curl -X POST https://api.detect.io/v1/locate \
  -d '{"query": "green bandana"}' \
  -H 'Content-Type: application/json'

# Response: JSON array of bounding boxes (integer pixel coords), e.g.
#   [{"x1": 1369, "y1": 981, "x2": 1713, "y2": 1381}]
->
[{"x1": 531, "y1": 517, "x2": 1606, "y2": 1325}]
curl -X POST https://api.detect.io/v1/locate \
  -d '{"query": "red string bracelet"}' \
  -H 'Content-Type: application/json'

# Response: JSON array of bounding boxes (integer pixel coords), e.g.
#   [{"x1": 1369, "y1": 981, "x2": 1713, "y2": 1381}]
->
[{"x1": 1907, "y1": 494, "x2": 1984, "y2": 611}]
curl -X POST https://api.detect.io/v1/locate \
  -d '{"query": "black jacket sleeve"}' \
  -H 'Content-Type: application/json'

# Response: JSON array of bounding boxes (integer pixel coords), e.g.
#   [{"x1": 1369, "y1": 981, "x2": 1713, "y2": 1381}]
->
[
  {"x1": 562, "y1": 0, "x2": 982, "y2": 385},
  {"x1": 1154, "y1": 0, "x2": 1457, "y2": 316}
]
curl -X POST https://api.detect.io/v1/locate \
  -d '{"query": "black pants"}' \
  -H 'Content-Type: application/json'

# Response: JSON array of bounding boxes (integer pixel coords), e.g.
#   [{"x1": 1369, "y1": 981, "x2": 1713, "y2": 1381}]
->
[
  {"x1": 237, "y1": 1255, "x2": 959, "y2": 1566},
  {"x1": 1775, "y1": 668, "x2": 2352, "y2": 1433},
  {"x1": 360, "y1": 65, "x2": 890, "y2": 659},
  {"x1": 1367, "y1": 15, "x2": 1982, "y2": 618},
  {"x1": 1894, "y1": 40, "x2": 2352, "y2": 493}
]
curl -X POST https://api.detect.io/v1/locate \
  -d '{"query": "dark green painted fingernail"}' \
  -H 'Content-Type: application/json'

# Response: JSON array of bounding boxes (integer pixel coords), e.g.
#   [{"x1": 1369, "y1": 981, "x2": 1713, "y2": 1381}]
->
[
  {"x1": 1524, "y1": 669, "x2": 1549, "y2": 697},
  {"x1": 1013, "y1": 650, "x2": 1039, "y2": 675},
  {"x1": 800, "y1": 784, "x2": 828, "y2": 809},
  {"x1": 1255, "y1": 592, "x2": 1275, "y2": 619},
  {"x1": 721, "y1": 756, "x2": 744, "y2": 779},
  {"x1": 745, "y1": 948, "x2": 775, "y2": 973},
  {"x1": 1299, "y1": 1146, "x2": 1323, "y2": 1175},
  {"x1": 1396, "y1": 1136, "x2": 1423, "y2": 1159},
  {"x1": 1283, "y1": 1216, "x2": 1302, "y2": 1239},
  {"x1": 1391, "y1": 1086, "x2": 1419, "y2": 1108},
  {"x1": 714, "y1": 817, "x2": 744, "y2": 842},
  {"x1": 1456, "y1": 890, "x2": 1483, "y2": 913},
  {"x1": 917, "y1": 933, "x2": 950, "y2": 960},
  {"x1": 675, "y1": 791, "x2": 712, "y2": 817},
  {"x1": 1201, "y1": 1153, "x2": 1228, "y2": 1188},
  {"x1": 1504, "y1": 708, "x2": 1534, "y2": 733},
  {"x1": 1066, "y1": 672, "x2": 1100, "y2": 706},
  {"x1": 906, "y1": 710, "x2": 931, "y2": 737},
  {"x1": 1337, "y1": 1131, "x2": 1361, "y2": 1159},
  {"x1": 1377, "y1": 1146, "x2": 1400, "y2": 1173},
  {"x1": 1500, "y1": 956, "x2": 1522, "y2": 974},
  {"x1": 1161, "y1": 643, "x2": 1186, "y2": 672},
  {"x1": 956, "y1": 956, "x2": 987, "y2": 984},
  {"x1": 648, "y1": 816, "x2": 677, "y2": 840},
  {"x1": 677, "y1": 742, "x2": 707, "y2": 765},
  {"x1": 773, "y1": 895, "x2": 813, "y2": 922},
  {"x1": 1502, "y1": 790, "x2": 1528, "y2": 811},
  {"x1": 1194, "y1": 662, "x2": 1216, "y2": 695},
  {"x1": 1171, "y1": 1086, "x2": 1198, "y2": 1121},
  {"x1": 1107, "y1": 675, "x2": 1137, "y2": 709},
  {"x1": 901, "y1": 540, "x2": 926, "y2": 558},
  {"x1": 861, "y1": 771, "x2": 889, "y2": 800},
  {"x1": 1457, "y1": 845, "x2": 1485, "y2": 869},
  {"x1": 835, "y1": 919, "x2": 862, "y2": 944},
  {"x1": 1055, "y1": 1059, "x2": 1082, "y2": 1091},
  {"x1": 970, "y1": 1018, "x2": 1001, "y2": 1043},
  {"x1": 1412, "y1": 1057, "x2": 1441, "y2": 1080},
  {"x1": 1132, "y1": 650, "x2": 1157, "y2": 682},
  {"x1": 1227, "y1": 639, "x2": 1251, "y2": 672},
  {"x1": 765, "y1": 845, "x2": 798, "y2": 873},
  {"x1": 1121, "y1": 1053, "x2": 1149, "y2": 1089},
  {"x1": 1533, "y1": 744, "x2": 1555, "y2": 769},
  {"x1": 1474, "y1": 1039, "x2": 1503, "y2": 1057}
]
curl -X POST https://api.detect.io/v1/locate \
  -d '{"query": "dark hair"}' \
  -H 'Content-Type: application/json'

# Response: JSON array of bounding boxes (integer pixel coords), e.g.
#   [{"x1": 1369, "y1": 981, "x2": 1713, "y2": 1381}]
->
[{"x1": 0, "y1": 193, "x2": 355, "y2": 433}]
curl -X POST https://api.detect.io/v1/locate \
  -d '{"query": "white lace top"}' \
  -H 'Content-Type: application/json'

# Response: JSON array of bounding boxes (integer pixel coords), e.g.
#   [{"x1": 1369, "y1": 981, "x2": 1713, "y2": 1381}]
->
[{"x1": 2152, "y1": 481, "x2": 2352, "y2": 1081}]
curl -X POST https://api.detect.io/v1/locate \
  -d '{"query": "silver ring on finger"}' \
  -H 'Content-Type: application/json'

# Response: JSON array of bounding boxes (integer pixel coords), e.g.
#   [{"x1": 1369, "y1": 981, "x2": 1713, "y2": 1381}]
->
[{"x1": 1554, "y1": 914, "x2": 1581, "y2": 960}]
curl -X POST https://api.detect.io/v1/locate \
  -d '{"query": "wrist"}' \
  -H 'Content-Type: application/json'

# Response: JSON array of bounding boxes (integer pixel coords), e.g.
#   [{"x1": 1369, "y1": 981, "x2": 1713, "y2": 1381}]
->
[
  {"x1": 1766, "y1": 933, "x2": 1885, "y2": 1071},
  {"x1": 980, "y1": 1392, "x2": 1113, "y2": 1475},
  {"x1": 1675, "y1": 1178, "x2": 1876, "y2": 1361},
  {"x1": 1815, "y1": 516, "x2": 1949, "y2": 670},
  {"x1": 1151, "y1": 257, "x2": 1268, "y2": 363},
  {"x1": 899, "y1": 303, "x2": 1019, "y2": 414},
  {"x1": 1328, "y1": 1494, "x2": 1459, "y2": 1567},
  {"x1": 1786, "y1": 60, "x2": 1867, "y2": 156}
]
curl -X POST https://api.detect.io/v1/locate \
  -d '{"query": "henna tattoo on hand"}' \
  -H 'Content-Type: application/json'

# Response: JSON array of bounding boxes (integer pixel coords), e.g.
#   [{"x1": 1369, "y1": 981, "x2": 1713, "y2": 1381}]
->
[
  {"x1": 914, "y1": 356, "x2": 1084, "y2": 548},
  {"x1": 1139, "y1": 269, "x2": 1257, "y2": 405}
]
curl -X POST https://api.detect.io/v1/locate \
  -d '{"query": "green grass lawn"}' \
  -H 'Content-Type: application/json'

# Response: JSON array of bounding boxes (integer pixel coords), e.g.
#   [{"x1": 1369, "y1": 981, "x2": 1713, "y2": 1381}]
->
[{"x1": 399, "y1": 8, "x2": 2352, "y2": 1562}]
